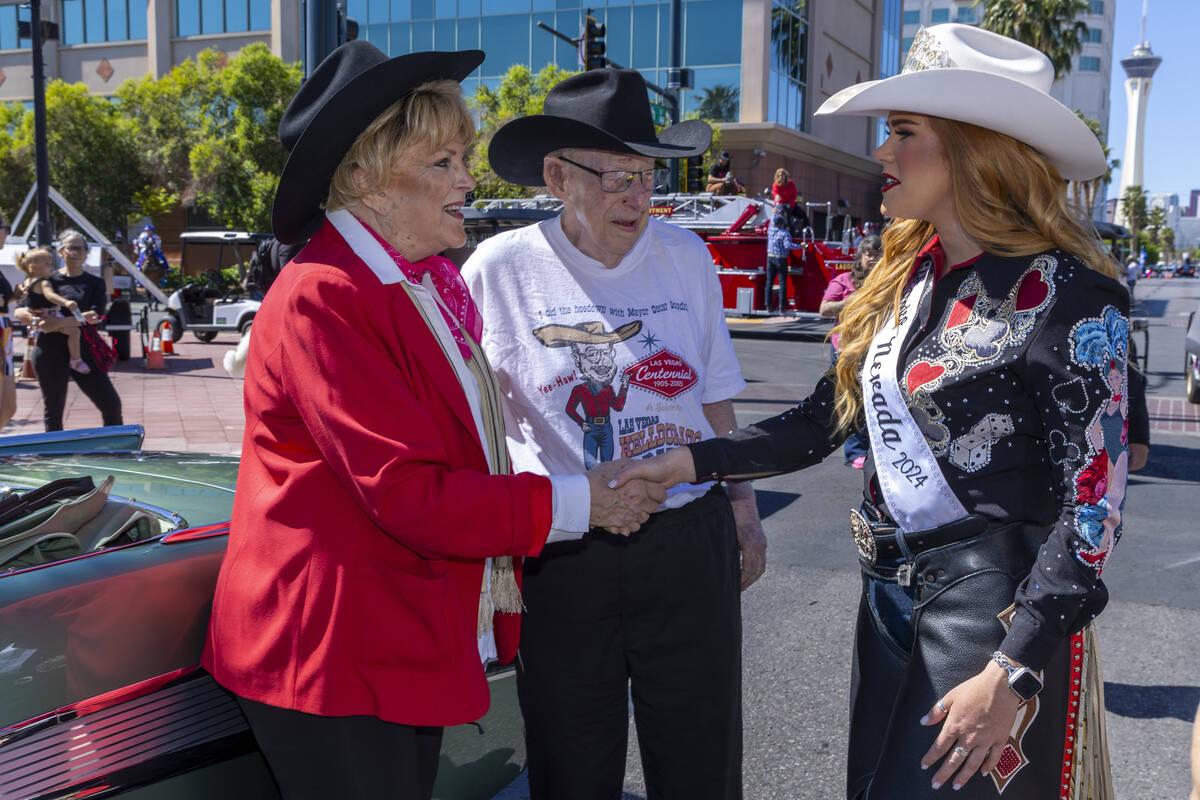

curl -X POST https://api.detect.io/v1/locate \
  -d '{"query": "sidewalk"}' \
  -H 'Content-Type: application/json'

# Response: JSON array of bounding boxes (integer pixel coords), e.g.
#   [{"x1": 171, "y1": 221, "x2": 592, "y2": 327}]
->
[{"x1": 6, "y1": 333, "x2": 247, "y2": 454}]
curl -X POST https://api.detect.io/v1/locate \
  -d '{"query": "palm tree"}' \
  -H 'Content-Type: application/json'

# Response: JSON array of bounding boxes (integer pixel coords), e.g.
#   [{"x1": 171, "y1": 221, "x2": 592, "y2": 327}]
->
[
  {"x1": 1069, "y1": 113, "x2": 1118, "y2": 219},
  {"x1": 697, "y1": 85, "x2": 740, "y2": 122},
  {"x1": 977, "y1": 0, "x2": 1090, "y2": 79},
  {"x1": 1121, "y1": 185, "x2": 1148, "y2": 256}
]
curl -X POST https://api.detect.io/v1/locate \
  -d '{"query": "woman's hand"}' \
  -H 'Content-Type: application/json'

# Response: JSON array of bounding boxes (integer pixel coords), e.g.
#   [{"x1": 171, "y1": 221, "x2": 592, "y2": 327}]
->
[
  {"x1": 34, "y1": 312, "x2": 76, "y2": 332},
  {"x1": 82, "y1": 310, "x2": 100, "y2": 324},
  {"x1": 920, "y1": 660, "x2": 1023, "y2": 791},
  {"x1": 586, "y1": 459, "x2": 667, "y2": 535},
  {"x1": 611, "y1": 446, "x2": 697, "y2": 492}
]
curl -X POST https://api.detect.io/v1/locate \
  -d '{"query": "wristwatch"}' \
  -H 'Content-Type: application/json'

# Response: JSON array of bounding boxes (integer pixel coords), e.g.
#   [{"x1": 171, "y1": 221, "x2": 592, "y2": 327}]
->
[{"x1": 991, "y1": 650, "x2": 1043, "y2": 702}]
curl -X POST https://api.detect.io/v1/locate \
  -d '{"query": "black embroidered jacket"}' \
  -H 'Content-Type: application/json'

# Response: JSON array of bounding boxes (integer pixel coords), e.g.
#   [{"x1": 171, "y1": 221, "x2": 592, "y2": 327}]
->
[{"x1": 690, "y1": 248, "x2": 1130, "y2": 670}]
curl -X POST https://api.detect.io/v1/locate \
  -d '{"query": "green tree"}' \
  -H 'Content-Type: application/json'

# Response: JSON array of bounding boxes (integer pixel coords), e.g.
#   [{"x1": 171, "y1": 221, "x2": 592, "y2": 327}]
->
[
  {"x1": 977, "y1": 0, "x2": 1090, "y2": 79},
  {"x1": 697, "y1": 84, "x2": 739, "y2": 122},
  {"x1": 0, "y1": 102, "x2": 34, "y2": 222},
  {"x1": 117, "y1": 44, "x2": 301, "y2": 230},
  {"x1": 469, "y1": 63, "x2": 577, "y2": 199},
  {"x1": 0, "y1": 83, "x2": 147, "y2": 236},
  {"x1": 1121, "y1": 185, "x2": 1148, "y2": 249},
  {"x1": 1069, "y1": 112, "x2": 1118, "y2": 218}
]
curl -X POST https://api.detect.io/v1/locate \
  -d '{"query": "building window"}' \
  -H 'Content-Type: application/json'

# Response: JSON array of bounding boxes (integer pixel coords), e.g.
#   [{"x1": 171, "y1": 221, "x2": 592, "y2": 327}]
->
[
  {"x1": 1079, "y1": 56, "x2": 1101, "y2": 71},
  {"x1": 59, "y1": 0, "x2": 149, "y2": 43},
  {"x1": 930, "y1": 8, "x2": 950, "y2": 23},
  {"x1": 769, "y1": 0, "x2": 809, "y2": 131},
  {"x1": 175, "y1": 0, "x2": 271, "y2": 37},
  {"x1": 903, "y1": 9, "x2": 920, "y2": 25},
  {"x1": 1088, "y1": 27, "x2": 1102, "y2": 43},
  {"x1": 1089, "y1": 0, "x2": 1104, "y2": 14},
  {"x1": 0, "y1": 4, "x2": 31, "y2": 51},
  {"x1": 955, "y1": 6, "x2": 975, "y2": 23}
]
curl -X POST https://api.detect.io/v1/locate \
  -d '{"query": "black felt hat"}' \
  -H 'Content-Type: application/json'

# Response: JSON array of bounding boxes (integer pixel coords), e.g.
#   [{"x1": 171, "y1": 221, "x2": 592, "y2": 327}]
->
[
  {"x1": 488, "y1": 69, "x2": 712, "y2": 187},
  {"x1": 271, "y1": 42, "x2": 484, "y2": 244}
]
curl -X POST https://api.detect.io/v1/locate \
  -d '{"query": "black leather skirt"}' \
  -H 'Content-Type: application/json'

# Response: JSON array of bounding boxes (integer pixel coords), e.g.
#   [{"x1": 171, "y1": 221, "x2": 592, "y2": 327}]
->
[{"x1": 846, "y1": 515, "x2": 1074, "y2": 800}]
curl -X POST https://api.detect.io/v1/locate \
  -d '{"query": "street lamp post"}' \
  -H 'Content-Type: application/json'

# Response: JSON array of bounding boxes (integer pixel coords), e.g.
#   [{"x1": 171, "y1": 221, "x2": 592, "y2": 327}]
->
[{"x1": 28, "y1": 0, "x2": 53, "y2": 246}]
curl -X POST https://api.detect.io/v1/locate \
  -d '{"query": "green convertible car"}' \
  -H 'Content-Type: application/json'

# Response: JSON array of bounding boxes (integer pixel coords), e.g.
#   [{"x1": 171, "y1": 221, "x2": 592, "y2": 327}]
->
[{"x1": 0, "y1": 426, "x2": 524, "y2": 800}]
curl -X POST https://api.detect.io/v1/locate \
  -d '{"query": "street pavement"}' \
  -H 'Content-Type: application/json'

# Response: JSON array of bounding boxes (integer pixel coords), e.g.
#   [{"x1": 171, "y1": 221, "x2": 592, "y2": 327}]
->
[{"x1": 4, "y1": 331, "x2": 247, "y2": 452}]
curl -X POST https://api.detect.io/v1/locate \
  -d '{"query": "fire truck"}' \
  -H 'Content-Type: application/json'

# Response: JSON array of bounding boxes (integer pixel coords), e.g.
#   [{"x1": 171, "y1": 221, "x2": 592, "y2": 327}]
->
[{"x1": 461, "y1": 194, "x2": 863, "y2": 317}]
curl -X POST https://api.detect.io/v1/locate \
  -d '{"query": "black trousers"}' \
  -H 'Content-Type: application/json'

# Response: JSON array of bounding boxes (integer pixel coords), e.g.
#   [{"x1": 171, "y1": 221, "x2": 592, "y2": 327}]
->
[
  {"x1": 847, "y1": 522, "x2": 1070, "y2": 799},
  {"x1": 765, "y1": 256, "x2": 789, "y2": 312},
  {"x1": 517, "y1": 487, "x2": 743, "y2": 800},
  {"x1": 31, "y1": 331, "x2": 122, "y2": 431},
  {"x1": 236, "y1": 695, "x2": 444, "y2": 800}
]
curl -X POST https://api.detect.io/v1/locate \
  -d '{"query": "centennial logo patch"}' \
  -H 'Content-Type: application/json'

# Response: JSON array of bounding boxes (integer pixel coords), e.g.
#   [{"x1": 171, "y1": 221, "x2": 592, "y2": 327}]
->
[{"x1": 624, "y1": 350, "x2": 698, "y2": 398}]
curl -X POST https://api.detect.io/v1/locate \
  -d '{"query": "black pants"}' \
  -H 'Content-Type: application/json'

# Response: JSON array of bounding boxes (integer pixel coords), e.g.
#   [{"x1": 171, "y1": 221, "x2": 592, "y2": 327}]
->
[
  {"x1": 766, "y1": 256, "x2": 789, "y2": 312},
  {"x1": 236, "y1": 695, "x2": 444, "y2": 800},
  {"x1": 31, "y1": 331, "x2": 122, "y2": 431},
  {"x1": 517, "y1": 488, "x2": 743, "y2": 800},
  {"x1": 847, "y1": 522, "x2": 1070, "y2": 799}
]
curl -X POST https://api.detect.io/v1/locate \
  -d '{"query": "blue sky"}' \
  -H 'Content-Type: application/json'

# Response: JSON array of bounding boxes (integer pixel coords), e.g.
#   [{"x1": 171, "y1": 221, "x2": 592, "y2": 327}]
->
[{"x1": 1105, "y1": 0, "x2": 1199, "y2": 201}]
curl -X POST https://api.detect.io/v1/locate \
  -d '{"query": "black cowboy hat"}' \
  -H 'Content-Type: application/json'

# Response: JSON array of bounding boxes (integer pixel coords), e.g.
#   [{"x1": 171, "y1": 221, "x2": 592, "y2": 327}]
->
[
  {"x1": 488, "y1": 69, "x2": 712, "y2": 187},
  {"x1": 271, "y1": 42, "x2": 484, "y2": 244}
]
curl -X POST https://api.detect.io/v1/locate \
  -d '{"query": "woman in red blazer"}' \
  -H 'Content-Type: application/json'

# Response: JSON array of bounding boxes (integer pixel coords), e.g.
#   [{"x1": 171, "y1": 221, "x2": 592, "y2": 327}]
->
[{"x1": 202, "y1": 42, "x2": 662, "y2": 800}]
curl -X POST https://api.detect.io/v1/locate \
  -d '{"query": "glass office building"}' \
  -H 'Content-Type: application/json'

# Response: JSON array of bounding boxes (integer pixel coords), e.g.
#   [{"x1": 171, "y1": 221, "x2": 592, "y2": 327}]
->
[{"x1": 342, "y1": 0, "x2": 743, "y2": 121}]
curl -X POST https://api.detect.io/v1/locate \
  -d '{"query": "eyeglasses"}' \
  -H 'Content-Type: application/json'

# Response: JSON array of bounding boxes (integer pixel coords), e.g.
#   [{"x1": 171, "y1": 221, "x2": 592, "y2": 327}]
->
[
  {"x1": 557, "y1": 156, "x2": 656, "y2": 193},
  {"x1": 63, "y1": 244, "x2": 86, "y2": 252}
]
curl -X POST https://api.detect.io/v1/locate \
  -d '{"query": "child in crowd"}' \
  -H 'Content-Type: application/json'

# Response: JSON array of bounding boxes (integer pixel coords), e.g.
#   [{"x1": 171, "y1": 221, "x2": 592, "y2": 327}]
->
[{"x1": 15, "y1": 248, "x2": 89, "y2": 373}]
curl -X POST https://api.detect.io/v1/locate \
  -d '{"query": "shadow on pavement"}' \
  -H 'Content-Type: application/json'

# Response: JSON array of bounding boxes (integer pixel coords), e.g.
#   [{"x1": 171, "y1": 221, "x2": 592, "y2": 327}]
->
[
  {"x1": 109, "y1": 357, "x2": 217, "y2": 375},
  {"x1": 1104, "y1": 682, "x2": 1199, "y2": 723},
  {"x1": 1127, "y1": 443, "x2": 1200, "y2": 482},
  {"x1": 755, "y1": 489, "x2": 803, "y2": 520}
]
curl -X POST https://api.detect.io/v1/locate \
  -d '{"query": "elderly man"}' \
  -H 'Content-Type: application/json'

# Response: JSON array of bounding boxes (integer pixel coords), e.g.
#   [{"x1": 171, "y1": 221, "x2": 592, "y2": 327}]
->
[{"x1": 461, "y1": 69, "x2": 765, "y2": 800}]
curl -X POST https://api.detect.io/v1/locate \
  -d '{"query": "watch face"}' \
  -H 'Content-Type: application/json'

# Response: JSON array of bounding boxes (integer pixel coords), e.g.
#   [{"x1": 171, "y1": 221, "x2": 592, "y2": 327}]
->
[{"x1": 1010, "y1": 669, "x2": 1042, "y2": 701}]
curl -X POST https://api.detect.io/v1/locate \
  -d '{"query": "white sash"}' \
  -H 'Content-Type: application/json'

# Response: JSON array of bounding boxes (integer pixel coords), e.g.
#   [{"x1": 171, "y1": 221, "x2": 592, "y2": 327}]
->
[{"x1": 862, "y1": 256, "x2": 967, "y2": 533}]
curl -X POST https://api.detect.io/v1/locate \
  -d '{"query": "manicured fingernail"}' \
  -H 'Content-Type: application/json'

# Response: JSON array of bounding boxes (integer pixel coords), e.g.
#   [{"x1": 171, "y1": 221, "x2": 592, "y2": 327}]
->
[
  {"x1": 952, "y1": 783, "x2": 962, "y2": 791},
  {"x1": 931, "y1": 781, "x2": 941, "y2": 790},
  {"x1": 919, "y1": 715, "x2": 929, "y2": 725},
  {"x1": 921, "y1": 763, "x2": 929, "y2": 771},
  {"x1": 608, "y1": 479, "x2": 617, "y2": 488}
]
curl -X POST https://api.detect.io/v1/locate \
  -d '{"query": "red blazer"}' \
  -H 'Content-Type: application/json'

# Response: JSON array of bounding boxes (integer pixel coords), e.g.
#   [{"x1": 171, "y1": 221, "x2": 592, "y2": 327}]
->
[{"x1": 202, "y1": 221, "x2": 552, "y2": 727}]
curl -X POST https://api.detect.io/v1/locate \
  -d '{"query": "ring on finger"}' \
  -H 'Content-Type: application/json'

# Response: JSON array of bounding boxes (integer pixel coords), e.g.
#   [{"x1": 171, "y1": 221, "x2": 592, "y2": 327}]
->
[
  {"x1": 937, "y1": 699, "x2": 948, "y2": 713},
  {"x1": 952, "y1": 746, "x2": 970, "y2": 759}
]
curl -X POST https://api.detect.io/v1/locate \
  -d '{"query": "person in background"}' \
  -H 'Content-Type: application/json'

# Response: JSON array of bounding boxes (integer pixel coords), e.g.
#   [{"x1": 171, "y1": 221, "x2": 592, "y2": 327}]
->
[
  {"x1": 1125, "y1": 255, "x2": 1139, "y2": 301},
  {"x1": 11, "y1": 230, "x2": 122, "y2": 431},
  {"x1": 616, "y1": 24, "x2": 1127, "y2": 799},
  {"x1": 202, "y1": 43, "x2": 663, "y2": 800},
  {"x1": 707, "y1": 150, "x2": 743, "y2": 195},
  {"x1": 0, "y1": 217, "x2": 15, "y2": 429},
  {"x1": 15, "y1": 247, "x2": 91, "y2": 374},
  {"x1": 772, "y1": 167, "x2": 799, "y2": 216},
  {"x1": 766, "y1": 206, "x2": 794, "y2": 314},
  {"x1": 819, "y1": 233, "x2": 881, "y2": 468},
  {"x1": 463, "y1": 68, "x2": 761, "y2": 800}
]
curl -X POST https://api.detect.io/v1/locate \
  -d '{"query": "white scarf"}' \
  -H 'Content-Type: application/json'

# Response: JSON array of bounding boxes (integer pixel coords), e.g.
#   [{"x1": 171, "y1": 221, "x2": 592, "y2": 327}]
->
[{"x1": 861, "y1": 256, "x2": 967, "y2": 533}]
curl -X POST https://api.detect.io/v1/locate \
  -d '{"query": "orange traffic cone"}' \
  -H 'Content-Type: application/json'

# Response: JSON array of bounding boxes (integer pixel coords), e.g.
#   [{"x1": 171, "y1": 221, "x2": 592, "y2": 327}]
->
[
  {"x1": 160, "y1": 319, "x2": 175, "y2": 355},
  {"x1": 146, "y1": 329, "x2": 166, "y2": 370}
]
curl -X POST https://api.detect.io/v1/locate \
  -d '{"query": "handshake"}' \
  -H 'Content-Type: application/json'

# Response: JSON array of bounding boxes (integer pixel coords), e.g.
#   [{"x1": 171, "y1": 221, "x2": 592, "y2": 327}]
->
[{"x1": 583, "y1": 449, "x2": 698, "y2": 535}]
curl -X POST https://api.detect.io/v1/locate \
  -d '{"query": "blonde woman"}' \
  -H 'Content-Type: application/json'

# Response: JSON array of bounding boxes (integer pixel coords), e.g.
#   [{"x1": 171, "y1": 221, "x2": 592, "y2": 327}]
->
[
  {"x1": 771, "y1": 166, "x2": 798, "y2": 211},
  {"x1": 616, "y1": 25, "x2": 1125, "y2": 800}
]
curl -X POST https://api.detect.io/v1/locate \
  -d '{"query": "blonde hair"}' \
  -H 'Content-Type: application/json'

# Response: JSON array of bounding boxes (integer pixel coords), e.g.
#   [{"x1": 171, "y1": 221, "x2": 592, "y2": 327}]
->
[
  {"x1": 774, "y1": 167, "x2": 789, "y2": 184},
  {"x1": 829, "y1": 116, "x2": 1118, "y2": 434},
  {"x1": 16, "y1": 247, "x2": 54, "y2": 276},
  {"x1": 326, "y1": 80, "x2": 475, "y2": 210}
]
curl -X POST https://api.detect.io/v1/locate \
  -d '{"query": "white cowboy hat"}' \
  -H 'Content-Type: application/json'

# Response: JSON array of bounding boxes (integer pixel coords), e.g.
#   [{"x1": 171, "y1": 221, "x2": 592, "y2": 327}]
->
[{"x1": 815, "y1": 24, "x2": 1106, "y2": 181}]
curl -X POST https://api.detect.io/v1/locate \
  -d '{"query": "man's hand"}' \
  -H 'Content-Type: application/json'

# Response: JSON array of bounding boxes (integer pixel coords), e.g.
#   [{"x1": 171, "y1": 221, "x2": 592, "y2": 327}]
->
[
  {"x1": 581, "y1": 421, "x2": 592, "y2": 433},
  {"x1": 727, "y1": 483, "x2": 766, "y2": 590},
  {"x1": 611, "y1": 446, "x2": 696, "y2": 490},
  {"x1": 586, "y1": 459, "x2": 666, "y2": 535}
]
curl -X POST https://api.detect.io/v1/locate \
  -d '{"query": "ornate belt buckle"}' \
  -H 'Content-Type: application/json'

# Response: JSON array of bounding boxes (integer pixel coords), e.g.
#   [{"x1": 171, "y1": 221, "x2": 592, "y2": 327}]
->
[{"x1": 849, "y1": 509, "x2": 877, "y2": 564}]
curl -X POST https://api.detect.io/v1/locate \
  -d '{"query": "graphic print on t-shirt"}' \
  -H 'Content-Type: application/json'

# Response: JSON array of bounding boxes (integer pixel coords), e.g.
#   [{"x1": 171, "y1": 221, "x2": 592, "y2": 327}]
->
[{"x1": 532, "y1": 319, "x2": 704, "y2": 468}]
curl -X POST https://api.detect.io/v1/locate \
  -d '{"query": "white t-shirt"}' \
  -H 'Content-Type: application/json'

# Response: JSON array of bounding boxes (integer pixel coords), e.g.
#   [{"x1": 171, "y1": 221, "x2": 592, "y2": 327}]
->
[{"x1": 462, "y1": 215, "x2": 746, "y2": 509}]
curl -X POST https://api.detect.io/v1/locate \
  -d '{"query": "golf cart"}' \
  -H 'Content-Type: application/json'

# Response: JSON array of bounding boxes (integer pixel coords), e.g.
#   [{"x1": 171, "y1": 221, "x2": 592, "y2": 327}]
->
[{"x1": 166, "y1": 231, "x2": 267, "y2": 342}]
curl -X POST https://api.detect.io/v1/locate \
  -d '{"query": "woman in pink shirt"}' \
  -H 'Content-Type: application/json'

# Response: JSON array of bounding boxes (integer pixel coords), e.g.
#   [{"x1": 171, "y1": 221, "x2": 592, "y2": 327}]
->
[{"x1": 820, "y1": 234, "x2": 881, "y2": 467}]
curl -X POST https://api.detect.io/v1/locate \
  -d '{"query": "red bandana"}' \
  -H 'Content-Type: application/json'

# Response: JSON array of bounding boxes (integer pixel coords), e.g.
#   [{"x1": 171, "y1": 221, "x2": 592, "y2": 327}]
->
[{"x1": 359, "y1": 218, "x2": 483, "y2": 361}]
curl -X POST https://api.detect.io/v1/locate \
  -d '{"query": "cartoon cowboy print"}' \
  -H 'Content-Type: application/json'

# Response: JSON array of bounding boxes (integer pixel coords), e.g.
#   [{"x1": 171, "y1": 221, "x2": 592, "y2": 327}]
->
[{"x1": 533, "y1": 320, "x2": 642, "y2": 469}]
